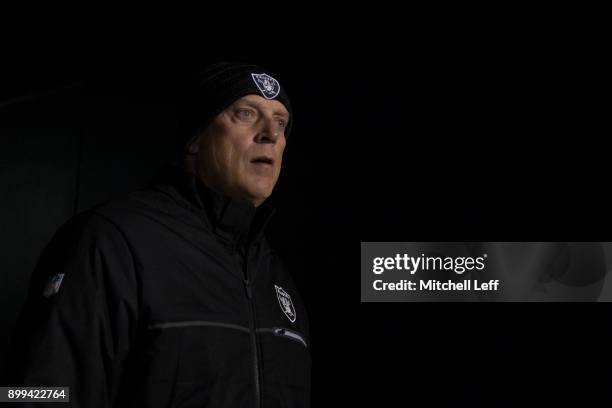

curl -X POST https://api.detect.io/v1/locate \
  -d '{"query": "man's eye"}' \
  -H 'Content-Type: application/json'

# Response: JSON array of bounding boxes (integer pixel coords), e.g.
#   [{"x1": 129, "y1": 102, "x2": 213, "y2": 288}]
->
[
  {"x1": 236, "y1": 109, "x2": 254, "y2": 118},
  {"x1": 277, "y1": 119, "x2": 287, "y2": 128}
]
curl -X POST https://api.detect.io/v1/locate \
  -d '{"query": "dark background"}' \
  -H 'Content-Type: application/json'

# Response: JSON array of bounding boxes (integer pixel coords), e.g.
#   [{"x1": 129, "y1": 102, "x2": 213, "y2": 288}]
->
[{"x1": 1, "y1": 36, "x2": 610, "y2": 406}]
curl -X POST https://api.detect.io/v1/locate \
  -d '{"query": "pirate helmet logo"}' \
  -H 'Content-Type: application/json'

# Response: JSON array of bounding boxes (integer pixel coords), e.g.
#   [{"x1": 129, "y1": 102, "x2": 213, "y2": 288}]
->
[
  {"x1": 274, "y1": 285, "x2": 296, "y2": 323},
  {"x1": 251, "y1": 73, "x2": 281, "y2": 99}
]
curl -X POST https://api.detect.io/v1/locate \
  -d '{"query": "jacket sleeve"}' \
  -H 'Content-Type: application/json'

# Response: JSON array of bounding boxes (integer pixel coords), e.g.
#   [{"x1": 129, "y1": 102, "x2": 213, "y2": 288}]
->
[{"x1": 2, "y1": 211, "x2": 139, "y2": 407}]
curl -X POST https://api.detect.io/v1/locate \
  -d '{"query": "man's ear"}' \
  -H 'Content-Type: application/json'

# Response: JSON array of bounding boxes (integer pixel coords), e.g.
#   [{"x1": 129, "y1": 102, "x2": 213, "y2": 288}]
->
[
  {"x1": 187, "y1": 133, "x2": 201, "y2": 154},
  {"x1": 188, "y1": 141, "x2": 199, "y2": 154}
]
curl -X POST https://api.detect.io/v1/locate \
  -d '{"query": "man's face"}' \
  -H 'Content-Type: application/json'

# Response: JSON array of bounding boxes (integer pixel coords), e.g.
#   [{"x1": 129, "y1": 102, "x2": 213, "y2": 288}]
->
[{"x1": 188, "y1": 94, "x2": 289, "y2": 207}]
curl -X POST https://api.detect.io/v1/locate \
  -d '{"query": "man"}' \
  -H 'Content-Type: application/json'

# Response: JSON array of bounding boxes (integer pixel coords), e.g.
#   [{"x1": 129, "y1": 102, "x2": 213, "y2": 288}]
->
[{"x1": 3, "y1": 62, "x2": 311, "y2": 407}]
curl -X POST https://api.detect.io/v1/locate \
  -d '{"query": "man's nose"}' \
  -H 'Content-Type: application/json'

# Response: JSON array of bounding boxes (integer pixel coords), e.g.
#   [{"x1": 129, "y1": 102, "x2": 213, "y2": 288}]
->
[{"x1": 255, "y1": 117, "x2": 281, "y2": 144}]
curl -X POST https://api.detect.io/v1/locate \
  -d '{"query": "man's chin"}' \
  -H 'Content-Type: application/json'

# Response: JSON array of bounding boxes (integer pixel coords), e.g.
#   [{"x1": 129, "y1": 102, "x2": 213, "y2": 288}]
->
[
  {"x1": 239, "y1": 186, "x2": 273, "y2": 207},
  {"x1": 246, "y1": 194, "x2": 268, "y2": 208},
  {"x1": 244, "y1": 179, "x2": 276, "y2": 195}
]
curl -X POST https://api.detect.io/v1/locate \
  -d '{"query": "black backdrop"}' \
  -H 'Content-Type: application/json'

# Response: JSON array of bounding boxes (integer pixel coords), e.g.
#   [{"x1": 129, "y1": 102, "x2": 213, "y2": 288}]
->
[{"x1": 1, "y1": 40, "x2": 610, "y2": 406}]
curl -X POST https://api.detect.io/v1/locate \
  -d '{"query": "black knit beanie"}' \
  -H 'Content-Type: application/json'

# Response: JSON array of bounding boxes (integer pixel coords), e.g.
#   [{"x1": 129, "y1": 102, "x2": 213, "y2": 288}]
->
[{"x1": 176, "y1": 62, "x2": 292, "y2": 159}]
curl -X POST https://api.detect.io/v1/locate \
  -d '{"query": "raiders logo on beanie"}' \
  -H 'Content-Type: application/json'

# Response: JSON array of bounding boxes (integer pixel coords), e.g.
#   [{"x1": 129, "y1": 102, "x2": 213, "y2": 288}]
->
[{"x1": 175, "y1": 62, "x2": 292, "y2": 159}]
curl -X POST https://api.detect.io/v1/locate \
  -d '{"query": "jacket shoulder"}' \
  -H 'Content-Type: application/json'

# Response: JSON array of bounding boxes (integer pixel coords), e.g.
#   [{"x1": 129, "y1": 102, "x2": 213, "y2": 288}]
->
[{"x1": 87, "y1": 186, "x2": 193, "y2": 233}]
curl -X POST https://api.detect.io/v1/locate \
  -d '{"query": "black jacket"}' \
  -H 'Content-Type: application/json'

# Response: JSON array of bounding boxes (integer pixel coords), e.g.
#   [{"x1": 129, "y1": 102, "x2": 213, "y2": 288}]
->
[{"x1": 4, "y1": 162, "x2": 311, "y2": 407}]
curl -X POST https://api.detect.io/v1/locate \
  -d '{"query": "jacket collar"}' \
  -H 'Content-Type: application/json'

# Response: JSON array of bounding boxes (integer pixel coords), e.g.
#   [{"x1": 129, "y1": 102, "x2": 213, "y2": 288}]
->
[{"x1": 148, "y1": 162, "x2": 276, "y2": 245}]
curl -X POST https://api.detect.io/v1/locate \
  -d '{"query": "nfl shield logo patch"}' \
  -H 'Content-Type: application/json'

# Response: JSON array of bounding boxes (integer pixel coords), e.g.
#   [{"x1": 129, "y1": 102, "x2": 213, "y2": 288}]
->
[
  {"x1": 251, "y1": 73, "x2": 281, "y2": 99},
  {"x1": 43, "y1": 273, "x2": 65, "y2": 298},
  {"x1": 275, "y1": 285, "x2": 296, "y2": 323}
]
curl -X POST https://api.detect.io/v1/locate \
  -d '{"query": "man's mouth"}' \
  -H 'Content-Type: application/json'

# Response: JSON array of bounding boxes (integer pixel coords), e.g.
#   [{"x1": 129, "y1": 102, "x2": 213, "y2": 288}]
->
[{"x1": 251, "y1": 156, "x2": 274, "y2": 166}]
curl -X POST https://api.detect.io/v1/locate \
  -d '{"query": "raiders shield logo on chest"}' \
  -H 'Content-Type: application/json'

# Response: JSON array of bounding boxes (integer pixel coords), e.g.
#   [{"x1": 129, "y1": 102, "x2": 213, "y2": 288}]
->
[{"x1": 274, "y1": 285, "x2": 296, "y2": 323}]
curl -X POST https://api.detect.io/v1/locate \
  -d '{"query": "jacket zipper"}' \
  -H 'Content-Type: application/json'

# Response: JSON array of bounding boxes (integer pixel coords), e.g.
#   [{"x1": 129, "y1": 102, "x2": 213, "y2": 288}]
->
[
  {"x1": 239, "y1": 243, "x2": 262, "y2": 408},
  {"x1": 257, "y1": 327, "x2": 308, "y2": 349},
  {"x1": 148, "y1": 321, "x2": 308, "y2": 350}
]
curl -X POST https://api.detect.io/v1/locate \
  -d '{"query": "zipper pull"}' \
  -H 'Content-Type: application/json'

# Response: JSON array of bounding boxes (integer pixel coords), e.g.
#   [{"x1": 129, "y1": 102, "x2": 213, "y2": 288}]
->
[{"x1": 244, "y1": 279, "x2": 253, "y2": 300}]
